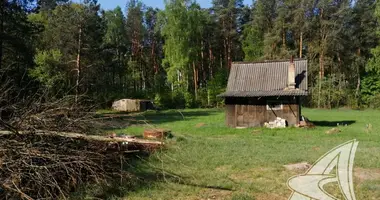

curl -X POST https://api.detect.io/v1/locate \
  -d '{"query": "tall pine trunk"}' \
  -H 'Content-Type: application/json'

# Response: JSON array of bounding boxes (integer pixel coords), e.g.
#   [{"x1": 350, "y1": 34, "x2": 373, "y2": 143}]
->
[
  {"x1": 318, "y1": 53, "x2": 324, "y2": 108},
  {"x1": 0, "y1": 0, "x2": 4, "y2": 71},
  {"x1": 75, "y1": 26, "x2": 82, "y2": 103},
  {"x1": 282, "y1": 23, "x2": 286, "y2": 48},
  {"x1": 193, "y1": 61, "x2": 198, "y2": 100},
  {"x1": 151, "y1": 40, "x2": 158, "y2": 74},
  {"x1": 227, "y1": 36, "x2": 232, "y2": 70},
  {"x1": 355, "y1": 48, "x2": 361, "y2": 99},
  {"x1": 222, "y1": 19, "x2": 228, "y2": 70},
  {"x1": 299, "y1": 31, "x2": 303, "y2": 58},
  {"x1": 318, "y1": 8, "x2": 325, "y2": 109},
  {"x1": 228, "y1": 12, "x2": 233, "y2": 70},
  {"x1": 209, "y1": 46, "x2": 213, "y2": 79}
]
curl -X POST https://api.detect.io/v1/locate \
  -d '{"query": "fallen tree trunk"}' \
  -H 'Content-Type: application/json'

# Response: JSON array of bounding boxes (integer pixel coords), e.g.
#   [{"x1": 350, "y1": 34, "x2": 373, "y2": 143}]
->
[{"x1": 0, "y1": 130, "x2": 164, "y2": 145}]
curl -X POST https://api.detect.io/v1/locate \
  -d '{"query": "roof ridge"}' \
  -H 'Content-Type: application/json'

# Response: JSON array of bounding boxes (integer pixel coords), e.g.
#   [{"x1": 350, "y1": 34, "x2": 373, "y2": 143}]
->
[{"x1": 232, "y1": 59, "x2": 307, "y2": 65}]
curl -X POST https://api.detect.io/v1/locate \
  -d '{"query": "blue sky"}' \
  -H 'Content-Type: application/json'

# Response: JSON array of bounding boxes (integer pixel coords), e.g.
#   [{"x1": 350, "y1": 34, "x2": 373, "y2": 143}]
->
[{"x1": 85, "y1": 0, "x2": 252, "y2": 10}]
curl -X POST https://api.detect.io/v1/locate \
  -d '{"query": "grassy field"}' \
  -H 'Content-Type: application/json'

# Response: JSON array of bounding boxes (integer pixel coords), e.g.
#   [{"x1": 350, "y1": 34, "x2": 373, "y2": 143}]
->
[{"x1": 85, "y1": 108, "x2": 380, "y2": 200}]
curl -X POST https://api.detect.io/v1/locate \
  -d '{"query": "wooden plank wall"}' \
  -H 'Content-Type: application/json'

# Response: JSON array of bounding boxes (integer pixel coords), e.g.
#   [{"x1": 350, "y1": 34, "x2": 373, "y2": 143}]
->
[
  {"x1": 225, "y1": 97, "x2": 300, "y2": 127},
  {"x1": 225, "y1": 105, "x2": 236, "y2": 127}
]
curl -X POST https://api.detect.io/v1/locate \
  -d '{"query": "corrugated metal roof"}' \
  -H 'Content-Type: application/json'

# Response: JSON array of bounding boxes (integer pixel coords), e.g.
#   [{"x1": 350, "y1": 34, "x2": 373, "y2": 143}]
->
[
  {"x1": 219, "y1": 90, "x2": 308, "y2": 97},
  {"x1": 220, "y1": 59, "x2": 308, "y2": 97}
]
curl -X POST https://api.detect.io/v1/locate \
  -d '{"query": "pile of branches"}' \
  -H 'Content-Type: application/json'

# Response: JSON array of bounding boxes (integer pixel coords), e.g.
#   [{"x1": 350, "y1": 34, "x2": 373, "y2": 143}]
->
[
  {"x1": 0, "y1": 94, "x2": 163, "y2": 199},
  {"x1": 1, "y1": 95, "x2": 99, "y2": 134},
  {"x1": 0, "y1": 131, "x2": 134, "y2": 199}
]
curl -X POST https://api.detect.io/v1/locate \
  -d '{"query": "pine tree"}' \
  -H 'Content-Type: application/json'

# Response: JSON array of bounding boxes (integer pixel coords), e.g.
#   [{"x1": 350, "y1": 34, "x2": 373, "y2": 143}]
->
[
  {"x1": 125, "y1": 0, "x2": 145, "y2": 92},
  {"x1": 103, "y1": 6, "x2": 128, "y2": 89},
  {"x1": 242, "y1": 0, "x2": 275, "y2": 61},
  {"x1": 212, "y1": 0, "x2": 243, "y2": 69}
]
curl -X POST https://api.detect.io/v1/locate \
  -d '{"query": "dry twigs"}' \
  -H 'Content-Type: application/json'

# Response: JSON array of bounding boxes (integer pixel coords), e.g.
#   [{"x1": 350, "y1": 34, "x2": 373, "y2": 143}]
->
[
  {"x1": 0, "y1": 131, "x2": 161, "y2": 200},
  {"x1": 0, "y1": 96, "x2": 163, "y2": 199}
]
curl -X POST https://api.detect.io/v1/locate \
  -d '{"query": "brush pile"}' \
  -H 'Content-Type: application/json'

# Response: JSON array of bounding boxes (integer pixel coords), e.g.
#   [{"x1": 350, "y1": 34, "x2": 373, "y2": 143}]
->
[
  {"x1": 1, "y1": 96, "x2": 99, "y2": 134},
  {"x1": 0, "y1": 96, "x2": 163, "y2": 199}
]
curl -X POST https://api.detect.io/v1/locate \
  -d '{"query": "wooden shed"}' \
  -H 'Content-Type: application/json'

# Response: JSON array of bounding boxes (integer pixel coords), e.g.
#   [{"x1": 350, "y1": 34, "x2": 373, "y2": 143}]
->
[
  {"x1": 219, "y1": 59, "x2": 308, "y2": 128},
  {"x1": 112, "y1": 99, "x2": 154, "y2": 112}
]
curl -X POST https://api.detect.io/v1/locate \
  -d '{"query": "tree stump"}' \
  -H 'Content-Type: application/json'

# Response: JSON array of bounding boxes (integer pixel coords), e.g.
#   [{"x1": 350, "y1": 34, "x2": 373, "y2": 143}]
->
[{"x1": 143, "y1": 129, "x2": 170, "y2": 140}]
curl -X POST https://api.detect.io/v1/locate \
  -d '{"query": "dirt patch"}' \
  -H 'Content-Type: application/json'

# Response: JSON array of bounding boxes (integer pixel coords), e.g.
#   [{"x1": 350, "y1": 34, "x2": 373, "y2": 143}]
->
[
  {"x1": 215, "y1": 165, "x2": 232, "y2": 172},
  {"x1": 326, "y1": 128, "x2": 341, "y2": 134},
  {"x1": 196, "y1": 123, "x2": 206, "y2": 128},
  {"x1": 312, "y1": 146, "x2": 320, "y2": 151},
  {"x1": 284, "y1": 162, "x2": 311, "y2": 172},
  {"x1": 354, "y1": 168, "x2": 380, "y2": 182}
]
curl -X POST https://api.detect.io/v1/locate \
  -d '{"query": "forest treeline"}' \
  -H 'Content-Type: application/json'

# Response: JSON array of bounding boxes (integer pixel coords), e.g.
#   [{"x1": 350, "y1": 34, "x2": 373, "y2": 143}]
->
[{"x1": 1, "y1": 0, "x2": 380, "y2": 109}]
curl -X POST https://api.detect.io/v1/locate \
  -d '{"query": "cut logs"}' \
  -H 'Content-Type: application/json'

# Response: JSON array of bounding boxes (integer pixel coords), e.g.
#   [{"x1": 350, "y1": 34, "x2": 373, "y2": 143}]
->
[{"x1": 143, "y1": 129, "x2": 171, "y2": 140}]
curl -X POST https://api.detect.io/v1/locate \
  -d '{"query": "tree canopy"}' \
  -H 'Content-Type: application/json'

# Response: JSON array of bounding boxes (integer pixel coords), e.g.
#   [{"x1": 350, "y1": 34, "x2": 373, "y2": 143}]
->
[{"x1": 1, "y1": 0, "x2": 380, "y2": 109}]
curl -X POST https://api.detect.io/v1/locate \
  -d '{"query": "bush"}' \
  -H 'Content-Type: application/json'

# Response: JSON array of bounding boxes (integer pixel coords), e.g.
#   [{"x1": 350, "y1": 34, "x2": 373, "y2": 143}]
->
[
  {"x1": 172, "y1": 89, "x2": 186, "y2": 109},
  {"x1": 361, "y1": 72, "x2": 380, "y2": 108},
  {"x1": 207, "y1": 70, "x2": 228, "y2": 107},
  {"x1": 184, "y1": 92, "x2": 198, "y2": 108},
  {"x1": 154, "y1": 92, "x2": 172, "y2": 109},
  {"x1": 197, "y1": 87, "x2": 209, "y2": 107},
  {"x1": 310, "y1": 75, "x2": 351, "y2": 108},
  {"x1": 366, "y1": 93, "x2": 380, "y2": 109}
]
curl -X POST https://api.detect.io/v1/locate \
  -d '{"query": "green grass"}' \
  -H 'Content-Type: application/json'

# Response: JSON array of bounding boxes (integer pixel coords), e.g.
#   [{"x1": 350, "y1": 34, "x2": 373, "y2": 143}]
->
[{"x1": 89, "y1": 108, "x2": 380, "y2": 200}]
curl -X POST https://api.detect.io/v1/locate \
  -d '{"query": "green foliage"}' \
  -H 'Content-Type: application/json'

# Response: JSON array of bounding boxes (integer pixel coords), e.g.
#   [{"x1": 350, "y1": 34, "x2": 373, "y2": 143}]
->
[
  {"x1": 160, "y1": 0, "x2": 203, "y2": 84},
  {"x1": 171, "y1": 89, "x2": 186, "y2": 109},
  {"x1": 196, "y1": 87, "x2": 209, "y2": 107},
  {"x1": 4, "y1": 0, "x2": 380, "y2": 111},
  {"x1": 207, "y1": 70, "x2": 228, "y2": 107},
  {"x1": 184, "y1": 91, "x2": 197, "y2": 108},
  {"x1": 365, "y1": 93, "x2": 380, "y2": 108},
  {"x1": 0, "y1": 1, "x2": 37, "y2": 96},
  {"x1": 103, "y1": 6, "x2": 126, "y2": 47},
  {"x1": 154, "y1": 91, "x2": 172, "y2": 109},
  {"x1": 361, "y1": 73, "x2": 380, "y2": 107},
  {"x1": 30, "y1": 49, "x2": 65, "y2": 89},
  {"x1": 366, "y1": 41, "x2": 380, "y2": 74},
  {"x1": 242, "y1": 25, "x2": 264, "y2": 61},
  {"x1": 311, "y1": 75, "x2": 349, "y2": 108}
]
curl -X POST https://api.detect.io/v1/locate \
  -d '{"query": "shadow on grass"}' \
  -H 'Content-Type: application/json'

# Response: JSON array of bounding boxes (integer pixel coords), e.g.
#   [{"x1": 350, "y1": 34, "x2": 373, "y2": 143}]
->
[
  {"x1": 99, "y1": 109, "x2": 222, "y2": 127},
  {"x1": 71, "y1": 151, "x2": 233, "y2": 199},
  {"x1": 69, "y1": 153, "x2": 168, "y2": 199},
  {"x1": 311, "y1": 120, "x2": 356, "y2": 127}
]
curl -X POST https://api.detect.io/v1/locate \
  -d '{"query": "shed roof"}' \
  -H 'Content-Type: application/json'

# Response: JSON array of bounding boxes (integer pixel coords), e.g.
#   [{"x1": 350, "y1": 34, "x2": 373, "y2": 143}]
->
[{"x1": 219, "y1": 59, "x2": 308, "y2": 97}]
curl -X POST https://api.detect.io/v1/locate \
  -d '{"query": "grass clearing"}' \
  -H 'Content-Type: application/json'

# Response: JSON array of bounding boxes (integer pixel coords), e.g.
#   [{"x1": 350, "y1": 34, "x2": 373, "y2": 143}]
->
[{"x1": 97, "y1": 108, "x2": 380, "y2": 200}]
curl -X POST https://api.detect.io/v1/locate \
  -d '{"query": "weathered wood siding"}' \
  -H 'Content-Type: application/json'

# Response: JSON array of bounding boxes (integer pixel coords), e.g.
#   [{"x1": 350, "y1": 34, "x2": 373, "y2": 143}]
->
[
  {"x1": 112, "y1": 99, "x2": 154, "y2": 112},
  {"x1": 225, "y1": 97, "x2": 300, "y2": 127}
]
